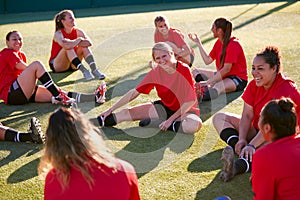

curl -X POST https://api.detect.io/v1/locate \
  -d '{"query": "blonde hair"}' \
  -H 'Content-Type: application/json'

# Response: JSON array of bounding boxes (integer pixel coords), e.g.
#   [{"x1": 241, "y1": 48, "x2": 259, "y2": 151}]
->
[
  {"x1": 38, "y1": 107, "x2": 117, "y2": 190},
  {"x1": 152, "y1": 42, "x2": 174, "y2": 60}
]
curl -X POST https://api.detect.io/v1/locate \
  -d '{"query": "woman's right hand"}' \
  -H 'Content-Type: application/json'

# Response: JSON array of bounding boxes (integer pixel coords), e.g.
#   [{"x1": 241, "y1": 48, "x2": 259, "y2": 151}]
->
[
  {"x1": 235, "y1": 139, "x2": 247, "y2": 155},
  {"x1": 188, "y1": 33, "x2": 201, "y2": 44}
]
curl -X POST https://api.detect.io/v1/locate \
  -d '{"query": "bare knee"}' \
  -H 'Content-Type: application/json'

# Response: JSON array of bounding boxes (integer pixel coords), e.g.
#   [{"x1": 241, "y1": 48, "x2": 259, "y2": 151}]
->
[{"x1": 182, "y1": 117, "x2": 202, "y2": 134}]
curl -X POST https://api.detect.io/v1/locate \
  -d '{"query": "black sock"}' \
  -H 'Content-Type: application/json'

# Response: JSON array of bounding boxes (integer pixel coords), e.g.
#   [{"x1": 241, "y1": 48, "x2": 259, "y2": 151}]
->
[
  {"x1": 167, "y1": 121, "x2": 182, "y2": 132},
  {"x1": 72, "y1": 57, "x2": 88, "y2": 73},
  {"x1": 67, "y1": 92, "x2": 95, "y2": 103},
  {"x1": 234, "y1": 158, "x2": 251, "y2": 174},
  {"x1": 195, "y1": 73, "x2": 209, "y2": 82},
  {"x1": 39, "y1": 72, "x2": 60, "y2": 97},
  {"x1": 97, "y1": 113, "x2": 117, "y2": 127},
  {"x1": 202, "y1": 88, "x2": 219, "y2": 101},
  {"x1": 85, "y1": 54, "x2": 97, "y2": 72},
  {"x1": 5, "y1": 129, "x2": 31, "y2": 142},
  {"x1": 220, "y1": 128, "x2": 239, "y2": 149}
]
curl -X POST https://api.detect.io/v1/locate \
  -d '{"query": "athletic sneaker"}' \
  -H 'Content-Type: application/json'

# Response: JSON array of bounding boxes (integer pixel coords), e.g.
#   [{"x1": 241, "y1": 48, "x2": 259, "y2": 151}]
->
[
  {"x1": 194, "y1": 82, "x2": 208, "y2": 101},
  {"x1": 95, "y1": 81, "x2": 107, "y2": 104},
  {"x1": 83, "y1": 70, "x2": 95, "y2": 81},
  {"x1": 219, "y1": 146, "x2": 235, "y2": 182},
  {"x1": 52, "y1": 90, "x2": 76, "y2": 105},
  {"x1": 92, "y1": 69, "x2": 106, "y2": 80},
  {"x1": 28, "y1": 117, "x2": 45, "y2": 144}
]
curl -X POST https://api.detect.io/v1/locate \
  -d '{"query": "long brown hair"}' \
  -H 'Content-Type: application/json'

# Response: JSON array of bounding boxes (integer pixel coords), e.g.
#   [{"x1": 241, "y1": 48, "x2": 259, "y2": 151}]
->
[
  {"x1": 38, "y1": 107, "x2": 117, "y2": 190},
  {"x1": 54, "y1": 10, "x2": 73, "y2": 31},
  {"x1": 214, "y1": 18, "x2": 232, "y2": 68}
]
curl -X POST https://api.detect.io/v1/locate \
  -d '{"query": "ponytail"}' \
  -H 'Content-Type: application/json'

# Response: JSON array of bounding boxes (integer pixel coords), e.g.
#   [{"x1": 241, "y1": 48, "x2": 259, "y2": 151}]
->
[
  {"x1": 214, "y1": 18, "x2": 232, "y2": 68},
  {"x1": 54, "y1": 10, "x2": 73, "y2": 32}
]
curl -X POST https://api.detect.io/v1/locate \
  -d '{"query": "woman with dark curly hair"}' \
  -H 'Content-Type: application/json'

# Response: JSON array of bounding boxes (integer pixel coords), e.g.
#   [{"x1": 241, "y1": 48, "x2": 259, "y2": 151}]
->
[{"x1": 213, "y1": 46, "x2": 300, "y2": 182}]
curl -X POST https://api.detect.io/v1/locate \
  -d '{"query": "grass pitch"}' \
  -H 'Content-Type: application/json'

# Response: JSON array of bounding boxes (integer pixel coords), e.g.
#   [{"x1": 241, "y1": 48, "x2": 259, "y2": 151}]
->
[{"x1": 0, "y1": 1, "x2": 299, "y2": 199}]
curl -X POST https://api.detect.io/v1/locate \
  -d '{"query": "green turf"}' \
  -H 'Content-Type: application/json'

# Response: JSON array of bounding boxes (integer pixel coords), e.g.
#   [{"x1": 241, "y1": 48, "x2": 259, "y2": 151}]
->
[{"x1": 0, "y1": 1, "x2": 299, "y2": 199}]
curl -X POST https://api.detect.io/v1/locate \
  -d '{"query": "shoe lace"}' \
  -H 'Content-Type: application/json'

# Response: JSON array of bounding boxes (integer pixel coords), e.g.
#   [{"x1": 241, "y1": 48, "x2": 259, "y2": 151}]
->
[
  {"x1": 95, "y1": 82, "x2": 107, "y2": 98},
  {"x1": 55, "y1": 90, "x2": 74, "y2": 105}
]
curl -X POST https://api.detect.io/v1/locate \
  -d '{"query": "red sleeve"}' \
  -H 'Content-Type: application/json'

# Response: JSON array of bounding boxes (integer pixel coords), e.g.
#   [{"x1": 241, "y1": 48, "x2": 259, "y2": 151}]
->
[
  {"x1": 242, "y1": 80, "x2": 256, "y2": 106},
  {"x1": 209, "y1": 40, "x2": 219, "y2": 61},
  {"x1": 6, "y1": 51, "x2": 24, "y2": 69},
  {"x1": 136, "y1": 70, "x2": 155, "y2": 94},
  {"x1": 169, "y1": 29, "x2": 186, "y2": 48},
  {"x1": 119, "y1": 160, "x2": 141, "y2": 200}
]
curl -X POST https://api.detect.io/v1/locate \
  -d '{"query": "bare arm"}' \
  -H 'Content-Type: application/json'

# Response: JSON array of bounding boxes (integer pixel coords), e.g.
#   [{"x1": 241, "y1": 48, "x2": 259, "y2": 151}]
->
[
  {"x1": 235, "y1": 102, "x2": 254, "y2": 155},
  {"x1": 53, "y1": 30, "x2": 90, "y2": 50},
  {"x1": 207, "y1": 63, "x2": 232, "y2": 85},
  {"x1": 15, "y1": 60, "x2": 28, "y2": 70},
  {"x1": 188, "y1": 33, "x2": 213, "y2": 65},
  {"x1": 100, "y1": 89, "x2": 140, "y2": 119},
  {"x1": 176, "y1": 44, "x2": 191, "y2": 58}
]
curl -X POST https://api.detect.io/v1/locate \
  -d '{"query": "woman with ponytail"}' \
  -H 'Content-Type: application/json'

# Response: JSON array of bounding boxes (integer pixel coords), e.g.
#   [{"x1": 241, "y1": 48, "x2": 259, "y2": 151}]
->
[
  {"x1": 189, "y1": 18, "x2": 248, "y2": 100},
  {"x1": 49, "y1": 10, "x2": 106, "y2": 80},
  {"x1": 252, "y1": 98, "x2": 300, "y2": 199}
]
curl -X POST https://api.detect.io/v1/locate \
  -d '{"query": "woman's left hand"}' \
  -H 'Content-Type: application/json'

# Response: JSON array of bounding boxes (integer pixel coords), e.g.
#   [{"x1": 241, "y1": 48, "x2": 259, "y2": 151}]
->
[
  {"x1": 240, "y1": 145, "x2": 256, "y2": 162},
  {"x1": 159, "y1": 120, "x2": 173, "y2": 131}
]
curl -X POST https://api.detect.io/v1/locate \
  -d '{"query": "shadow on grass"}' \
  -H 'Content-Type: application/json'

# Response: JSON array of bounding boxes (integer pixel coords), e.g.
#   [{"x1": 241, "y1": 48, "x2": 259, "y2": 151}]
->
[
  {"x1": 7, "y1": 157, "x2": 40, "y2": 184},
  {"x1": 188, "y1": 149, "x2": 223, "y2": 173},
  {"x1": 0, "y1": 142, "x2": 41, "y2": 168},
  {"x1": 199, "y1": 90, "x2": 243, "y2": 122},
  {"x1": 195, "y1": 172, "x2": 253, "y2": 200},
  {"x1": 102, "y1": 126, "x2": 194, "y2": 177},
  {"x1": 188, "y1": 149, "x2": 253, "y2": 199}
]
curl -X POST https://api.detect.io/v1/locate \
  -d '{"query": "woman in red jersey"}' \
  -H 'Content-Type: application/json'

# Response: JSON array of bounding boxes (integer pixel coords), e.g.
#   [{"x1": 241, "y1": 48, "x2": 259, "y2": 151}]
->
[
  {"x1": 151, "y1": 15, "x2": 194, "y2": 68},
  {"x1": 213, "y1": 46, "x2": 300, "y2": 182},
  {"x1": 49, "y1": 10, "x2": 105, "y2": 80},
  {"x1": 39, "y1": 107, "x2": 140, "y2": 200},
  {"x1": 189, "y1": 18, "x2": 248, "y2": 100},
  {"x1": 252, "y1": 98, "x2": 300, "y2": 199},
  {"x1": 96, "y1": 42, "x2": 202, "y2": 134}
]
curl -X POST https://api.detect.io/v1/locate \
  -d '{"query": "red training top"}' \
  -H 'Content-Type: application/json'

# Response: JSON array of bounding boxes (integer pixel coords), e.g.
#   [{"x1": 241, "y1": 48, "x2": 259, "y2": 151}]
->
[
  {"x1": 154, "y1": 28, "x2": 195, "y2": 55},
  {"x1": 209, "y1": 37, "x2": 248, "y2": 81},
  {"x1": 242, "y1": 73, "x2": 300, "y2": 130},
  {"x1": 252, "y1": 134, "x2": 300, "y2": 200},
  {"x1": 0, "y1": 48, "x2": 26, "y2": 103},
  {"x1": 49, "y1": 27, "x2": 78, "y2": 63},
  {"x1": 136, "y1": 61, "x2": 200, "y2": 115},
  {"x1": 44, "y1": 158, "x2": 140, "y2": 200}
]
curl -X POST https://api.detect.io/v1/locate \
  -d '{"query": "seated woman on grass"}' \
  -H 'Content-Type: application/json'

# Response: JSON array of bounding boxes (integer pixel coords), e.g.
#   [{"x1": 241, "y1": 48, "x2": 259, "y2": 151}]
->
[
  {"x1": 39, "y1": 107, "x2": 140, "y2": 199},
  {"x1": 252, "y1": 98, "x2": 300, "y2": 199},
  {"x1": 0, "y1": 31, "x2": 106, "y2": 106},
  {"x1": 96, "y1": 42, "x2": 202, "y2": 134},
  {"x1": 188, "y1": 18, "x2": 248, "y2": 101},
  {"x1": 214, "y1": 46, "x2": 300, "y2": 182},
  {"x1": 151, "y1": 15, "x2": 195, "y2": 68}
]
